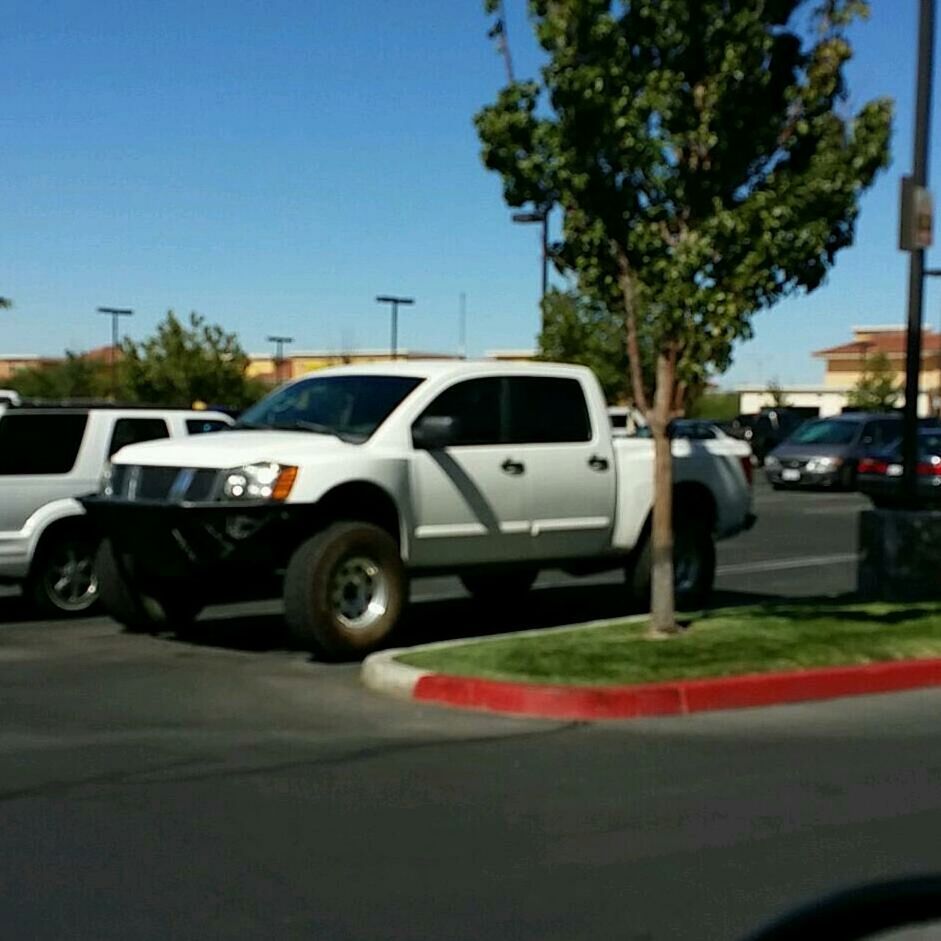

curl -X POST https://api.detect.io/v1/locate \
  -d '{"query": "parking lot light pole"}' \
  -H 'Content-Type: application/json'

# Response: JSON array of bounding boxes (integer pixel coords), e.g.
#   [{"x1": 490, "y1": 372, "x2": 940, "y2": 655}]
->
[
  {"x1": 512, "y1": 208, "x2": 549, "y2": 322},
  {"x1": 96, "y1": 307, "x2": 133, "y2": 399},
  {"x1": 267, "y1": 335, "x2": 294, "y2": 382},
  {"x1": 901, "y1": 0, "x2": 936, "y2": 505},
  {"x1": 375, "y1": 296, "x2": 414, "y2": 360}
]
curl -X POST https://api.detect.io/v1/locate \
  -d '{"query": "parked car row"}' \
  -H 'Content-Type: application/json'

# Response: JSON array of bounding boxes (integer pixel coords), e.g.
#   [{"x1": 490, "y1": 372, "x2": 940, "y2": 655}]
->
[{"x1": 764, "y1": 412, "x2": 905, "y2": 490}]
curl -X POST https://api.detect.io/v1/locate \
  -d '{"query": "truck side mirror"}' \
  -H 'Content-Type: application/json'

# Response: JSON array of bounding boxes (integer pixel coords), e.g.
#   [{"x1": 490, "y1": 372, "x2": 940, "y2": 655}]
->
[{"x1": 412, "y1": 415, "x2": 461, "y2": 450}]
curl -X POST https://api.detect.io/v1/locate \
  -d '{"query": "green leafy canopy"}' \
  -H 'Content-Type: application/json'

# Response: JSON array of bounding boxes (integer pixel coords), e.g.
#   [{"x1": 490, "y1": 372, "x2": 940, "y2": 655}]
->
[
  {"x1": 476, "y1": 0, "x2": 892, "y2": 409},
  {"x1": 122, "y1": 311, "x2": 266, "y2": 408},
  {"x1": 847, "y1": 351, "x2": 901, "y2": 411}
]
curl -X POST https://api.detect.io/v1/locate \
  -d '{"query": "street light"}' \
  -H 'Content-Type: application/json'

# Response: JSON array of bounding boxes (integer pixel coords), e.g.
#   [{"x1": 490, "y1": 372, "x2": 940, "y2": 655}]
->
[
  {"x1": 266, "y1": 335, "x2": 294, "y2": 382},
  {"x1": 512, "y1": 208, "x2": 549, "y2": 305},
  {"x1": 97, "y1": 306, "x2": 133, "y2": 399},
  {"x1": 375, "y1": 296, "x2": 415, "y2": 360}
]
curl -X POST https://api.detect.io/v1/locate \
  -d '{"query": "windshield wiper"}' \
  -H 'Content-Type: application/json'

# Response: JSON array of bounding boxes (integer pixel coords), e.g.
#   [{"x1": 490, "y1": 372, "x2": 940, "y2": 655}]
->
[{"x1": 270, "y1": 420, "x2": 357, "y2": 443}]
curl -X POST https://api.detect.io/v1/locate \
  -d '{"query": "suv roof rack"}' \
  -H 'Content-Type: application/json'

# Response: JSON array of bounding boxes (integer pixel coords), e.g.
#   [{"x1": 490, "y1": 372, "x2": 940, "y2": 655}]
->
[{"x1": 10, "y1": 399, "x2": 196, "y2": 410}]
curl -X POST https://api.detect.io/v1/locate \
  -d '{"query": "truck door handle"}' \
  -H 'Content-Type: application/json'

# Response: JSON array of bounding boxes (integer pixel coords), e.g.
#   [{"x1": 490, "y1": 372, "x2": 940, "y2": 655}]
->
[
  {"x1": 501, "y1": 458, "x2": 525, "y2": 476},
  {"x1": 588, "y1": 455, "x2": 609, "y2": 471}
]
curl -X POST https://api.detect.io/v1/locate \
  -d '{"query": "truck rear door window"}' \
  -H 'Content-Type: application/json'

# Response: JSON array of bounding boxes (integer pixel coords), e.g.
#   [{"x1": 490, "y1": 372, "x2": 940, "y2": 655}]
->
[
  {"x1": 506, "y1": 377, "x2": 592, "y2": 443},
  {"x1": 0, "y1": 413, "x2": 89, "y2": 474},
  {"x1": 108, "y1": 418, "x2": 170, "y2": 457}
]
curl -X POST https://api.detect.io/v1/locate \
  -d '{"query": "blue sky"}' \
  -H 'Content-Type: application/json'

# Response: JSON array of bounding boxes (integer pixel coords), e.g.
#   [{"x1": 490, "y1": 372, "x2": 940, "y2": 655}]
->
[{"x1": 0, "y1": 0, "x2": 934, "y2": 385}]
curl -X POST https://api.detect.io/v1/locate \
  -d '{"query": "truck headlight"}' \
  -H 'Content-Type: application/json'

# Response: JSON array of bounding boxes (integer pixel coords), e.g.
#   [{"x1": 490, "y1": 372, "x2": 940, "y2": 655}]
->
[{"x1": 222, "y1": 462, "x2": 298, "y2": 502}]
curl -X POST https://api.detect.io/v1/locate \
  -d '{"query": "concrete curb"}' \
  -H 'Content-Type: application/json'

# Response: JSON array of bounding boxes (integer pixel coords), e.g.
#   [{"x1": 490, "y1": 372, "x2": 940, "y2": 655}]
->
[{"x1": 362, "y1": 638, "x2": 941, "y2": 721}]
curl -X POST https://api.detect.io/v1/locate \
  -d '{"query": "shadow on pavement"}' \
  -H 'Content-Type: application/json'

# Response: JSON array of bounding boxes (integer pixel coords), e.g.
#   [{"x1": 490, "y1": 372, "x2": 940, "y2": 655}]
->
[{"x1": 164, "y1": 583, "x2": 794, "y2": 657}]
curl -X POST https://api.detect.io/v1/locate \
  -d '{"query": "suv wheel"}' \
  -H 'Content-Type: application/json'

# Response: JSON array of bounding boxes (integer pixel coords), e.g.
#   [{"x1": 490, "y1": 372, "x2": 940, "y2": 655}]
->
[
  {"x1": 96, "y1": 540, "x2": 202, "y2": 634},
  {"x1": 284, "y1": 522, "x2": 406, "y2": 660},
  {"x1": 28, "y1": 528, "x2": 101, "y2": 617}
]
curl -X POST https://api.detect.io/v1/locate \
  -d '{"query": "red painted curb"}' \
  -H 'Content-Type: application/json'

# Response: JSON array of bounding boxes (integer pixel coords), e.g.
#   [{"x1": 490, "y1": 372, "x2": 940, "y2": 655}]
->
[{"x1": 412, "y1": 657, "x2": 941, "y2": 720}]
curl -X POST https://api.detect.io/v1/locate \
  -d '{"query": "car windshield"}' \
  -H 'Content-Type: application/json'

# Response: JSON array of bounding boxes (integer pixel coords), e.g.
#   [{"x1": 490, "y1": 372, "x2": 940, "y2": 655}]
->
[
  {"x1": 787, "y1": 419, "x2": 858, "y2": 445},
  {"x1": 236, "y1": 375, "x2": 424, "y2": 443}
]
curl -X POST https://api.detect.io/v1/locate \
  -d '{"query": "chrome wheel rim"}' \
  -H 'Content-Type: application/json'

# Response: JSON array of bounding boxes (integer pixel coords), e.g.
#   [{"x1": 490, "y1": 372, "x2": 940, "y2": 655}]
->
[
  {"x1": 330, "y1": 556, "x2": 388, "y2": 630},
  {"x1": 674, "y1": 538, "x2": 700, "y2": 593},
  {"x1": 44, "y1": 544, "x2": 98, "y2": 611}
]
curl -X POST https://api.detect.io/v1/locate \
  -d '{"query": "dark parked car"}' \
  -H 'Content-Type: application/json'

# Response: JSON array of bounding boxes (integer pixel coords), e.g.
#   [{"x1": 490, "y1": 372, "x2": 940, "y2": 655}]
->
[
  {"x1": 728, "y1": 408, "x2": 808, "y2": 464},
  {"x1": 633, "y1": 418, "x2": 726, "y2": 440},
  {"x1": 858, "y1": 427, "x2": 941, "y2": 507},
  {"x1": 764, "y1": 412, "x2": 903, "y2": 490}
]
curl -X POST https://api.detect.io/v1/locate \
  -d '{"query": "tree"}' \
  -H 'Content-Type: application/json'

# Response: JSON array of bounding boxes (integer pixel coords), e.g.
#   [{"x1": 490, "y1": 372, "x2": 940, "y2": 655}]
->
[
  {"x1": 8, "y1": 353, "x2": 109, "y2": 400},
  {"x1": 538, "y1": 289, "x2": 629, "y2": 402},
  {"x1": 847, "y1": 352, "x2": 900, "y2": 411},
  {"x1": 121, "y1": 311, "x2": 267, "y2": 408},
  {"x1": 0, "y1": 298, "x2": 12, "y2": 309},
  {"x1": 476, "y1": 0, "x2": 891, "y2": 633},
  {"x1": 767, "y1": 379, "x2": 790, "y2": 409}
]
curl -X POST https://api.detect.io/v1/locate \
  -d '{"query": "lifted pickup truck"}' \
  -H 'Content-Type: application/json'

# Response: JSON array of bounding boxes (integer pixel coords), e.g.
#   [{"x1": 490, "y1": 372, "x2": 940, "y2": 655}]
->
[{"x1": 83, "y1": 361, "x2": 754, "y2": 658}]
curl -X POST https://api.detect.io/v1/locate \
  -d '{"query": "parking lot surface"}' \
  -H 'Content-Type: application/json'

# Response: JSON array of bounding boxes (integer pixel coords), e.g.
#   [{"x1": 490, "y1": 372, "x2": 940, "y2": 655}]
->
[{"x1": 6, "y1": 483, "x2": 934, "y2": 940}]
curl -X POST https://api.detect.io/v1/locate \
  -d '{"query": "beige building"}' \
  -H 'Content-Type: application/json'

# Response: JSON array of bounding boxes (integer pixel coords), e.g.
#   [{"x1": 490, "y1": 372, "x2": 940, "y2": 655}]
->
[
  {"x1": 813, "y1": 325, "x2": 941, "y2": 393},
  {"x1": 738, "y1": 326, "x2": 941, "y2": 417}
]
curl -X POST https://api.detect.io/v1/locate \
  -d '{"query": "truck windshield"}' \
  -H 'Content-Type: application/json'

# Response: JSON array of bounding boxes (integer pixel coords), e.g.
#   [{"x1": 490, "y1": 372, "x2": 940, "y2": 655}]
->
[{"x1": 236, "y1": 375, "x2": 424, "y2": 442}]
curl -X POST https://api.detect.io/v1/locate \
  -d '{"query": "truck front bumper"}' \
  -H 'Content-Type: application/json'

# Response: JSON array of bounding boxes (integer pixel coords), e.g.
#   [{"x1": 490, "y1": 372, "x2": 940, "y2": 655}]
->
[{"x1": 80, "y1": 496, "x2": 307, "y2": 587}]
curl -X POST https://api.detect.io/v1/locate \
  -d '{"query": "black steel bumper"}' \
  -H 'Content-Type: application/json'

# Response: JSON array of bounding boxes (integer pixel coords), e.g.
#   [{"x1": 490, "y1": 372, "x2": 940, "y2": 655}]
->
[{"x1": 80, "y1": 496, "x2": 308, "y2": 584}]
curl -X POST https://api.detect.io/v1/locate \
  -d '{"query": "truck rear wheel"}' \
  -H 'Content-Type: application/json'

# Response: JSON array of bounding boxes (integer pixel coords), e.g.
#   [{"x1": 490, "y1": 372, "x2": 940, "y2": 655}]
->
[
  {"x1": 284, "y1": 522, "x2": 406, "y2": 660},
  {"x1": 95, "y1": 540, "x2": 203, "y2": 634},
  {"x1": 627, "y1": 519, "x2": 716, "y2": 612},
  {"x1": 460, "y1": 569, "x2": 538, "y2": 601}
]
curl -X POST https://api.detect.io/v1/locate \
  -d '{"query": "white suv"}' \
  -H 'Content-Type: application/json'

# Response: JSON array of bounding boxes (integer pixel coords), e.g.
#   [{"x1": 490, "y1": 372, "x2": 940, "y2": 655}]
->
[{"x1": 0, "y1": 405, "x2": 232, "y2": 615}]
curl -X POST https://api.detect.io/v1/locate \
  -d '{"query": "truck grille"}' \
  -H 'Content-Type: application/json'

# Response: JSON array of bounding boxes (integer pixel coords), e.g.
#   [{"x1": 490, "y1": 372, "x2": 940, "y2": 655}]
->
[{"x1": 113, "y1": 466, "x2": 219, "y2": 502}]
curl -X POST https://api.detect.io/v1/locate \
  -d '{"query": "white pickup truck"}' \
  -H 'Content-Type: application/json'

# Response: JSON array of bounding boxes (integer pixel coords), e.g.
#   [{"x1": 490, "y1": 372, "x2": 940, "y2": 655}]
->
[{"x1": 83, "y1": 361, "x2": 754, "y2": 657}]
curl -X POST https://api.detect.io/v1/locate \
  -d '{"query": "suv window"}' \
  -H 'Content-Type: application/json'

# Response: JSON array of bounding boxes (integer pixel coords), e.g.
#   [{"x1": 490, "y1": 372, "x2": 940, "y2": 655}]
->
[
  {"x1": 0, "y1": 412, "x2": 89, "y2": 475},
  {"x1": 417, "y1": 377, "x2": 502, "y2": 446},
  {"x1": 186, "y1": 418, "x2": 230, "y2": 435},
  {"x1": 507, "y1": 377, "x2": 592, "y2": 443},
  {"x1": 108, "y1": 417, "x2": 170, "y2": 457}
]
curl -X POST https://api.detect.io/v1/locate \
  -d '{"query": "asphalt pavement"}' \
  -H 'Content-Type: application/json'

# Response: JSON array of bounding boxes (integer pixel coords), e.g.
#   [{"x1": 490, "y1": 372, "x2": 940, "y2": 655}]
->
[{"x1": 5, "y1": 482, "x2": 938, "y2": 940}]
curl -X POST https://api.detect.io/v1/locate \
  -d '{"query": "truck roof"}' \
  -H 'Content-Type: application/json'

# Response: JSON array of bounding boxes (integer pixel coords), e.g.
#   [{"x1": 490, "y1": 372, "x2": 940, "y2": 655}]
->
[{"x1": 282, "y1": 359, "x2": 592, "y2": 383}]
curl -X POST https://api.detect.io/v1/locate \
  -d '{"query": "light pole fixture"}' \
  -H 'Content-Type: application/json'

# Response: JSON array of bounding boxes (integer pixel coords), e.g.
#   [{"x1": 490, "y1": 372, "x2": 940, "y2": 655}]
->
[
  {"x1": 375, "y1": 296, "x2": 415, "y2": 360},
  {"x1": 266, "y1": 335, "x2": 294, "y2": 382},
  {"x1": 512, "y1": 208, "x2": 550, "y2": 304},
  {"x1": 97, "y1": 306, "x2": 133, "y2": 398}
]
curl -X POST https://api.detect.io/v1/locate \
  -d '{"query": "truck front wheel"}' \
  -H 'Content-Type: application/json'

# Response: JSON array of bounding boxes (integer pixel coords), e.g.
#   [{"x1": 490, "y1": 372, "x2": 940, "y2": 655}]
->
[
  {"x1": 95, "y1": 540, "x2": 203, "y2": 634},
  {"x1": 284, "y1": 522, "x2": 406, "y2": 660}
]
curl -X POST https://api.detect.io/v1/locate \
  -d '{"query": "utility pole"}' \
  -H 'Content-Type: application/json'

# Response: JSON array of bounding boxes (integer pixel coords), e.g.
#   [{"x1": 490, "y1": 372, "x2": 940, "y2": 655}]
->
[
  {"x1": 267, "y1": 335, "x2": 294, "y2": 383},
  {"x1": 375, "y1": 296, "x2": 414, "y2": 360},
  {"x1": 97, "y1": 306, "x2": 133, "y2": 399},
  {"x1": 900, "y1": 0, "x2": 936, "y2": 505}
]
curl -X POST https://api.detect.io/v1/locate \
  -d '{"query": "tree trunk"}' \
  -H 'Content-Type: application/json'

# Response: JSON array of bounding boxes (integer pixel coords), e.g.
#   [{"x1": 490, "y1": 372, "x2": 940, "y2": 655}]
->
[
  {"x1": 648, "y1": 350, "x2": 679, "y2": 635},
  {"x1": 615, "y1": 248, "x2": 678, "y2": 635}
]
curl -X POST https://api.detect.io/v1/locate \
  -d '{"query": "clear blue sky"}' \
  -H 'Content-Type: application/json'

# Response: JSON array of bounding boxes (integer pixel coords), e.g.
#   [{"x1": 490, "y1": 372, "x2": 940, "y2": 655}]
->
[{"x1": 0, "y1": 0, "x2": 935, "y2": 385}]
